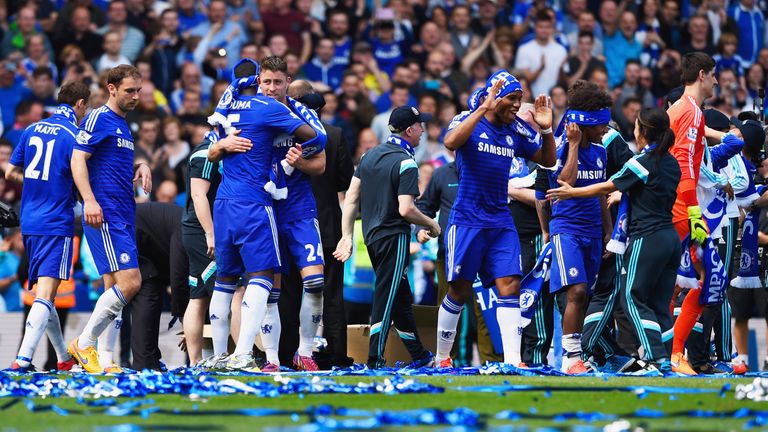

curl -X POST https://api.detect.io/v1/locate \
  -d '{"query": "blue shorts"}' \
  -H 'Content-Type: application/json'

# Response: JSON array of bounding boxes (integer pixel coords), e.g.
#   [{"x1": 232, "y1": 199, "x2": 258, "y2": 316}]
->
[
  {"x1": 445, "y1": 225, "x2": 522, "y2": 286},
  {"x1": 214, "y1": 200, "x2": 280, "y2": 277},
  {"x1": 551, "y1": 233, "x2": 602, "y2": 294},
  {"x1": 277, "y1": 218, "x2": 324, "y2": 274},
  {"x1": 83, "y1": 221, "x2": 138, "y2": 275},
  {"x1": 23, "y1": 234, "x2": 74, "y2": 284}
]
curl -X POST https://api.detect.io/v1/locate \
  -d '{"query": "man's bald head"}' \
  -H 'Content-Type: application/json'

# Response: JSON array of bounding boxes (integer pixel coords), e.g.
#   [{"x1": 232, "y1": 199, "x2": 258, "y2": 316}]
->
[{"x1": 288, "y1": 80, "x2": 315, "y2": 99}]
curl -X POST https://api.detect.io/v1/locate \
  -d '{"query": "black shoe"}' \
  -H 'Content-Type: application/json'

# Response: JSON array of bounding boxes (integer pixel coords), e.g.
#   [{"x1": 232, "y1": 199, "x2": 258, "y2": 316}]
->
[{"x1": 693, "y1": 363, "x2": 728, "y2": 375}]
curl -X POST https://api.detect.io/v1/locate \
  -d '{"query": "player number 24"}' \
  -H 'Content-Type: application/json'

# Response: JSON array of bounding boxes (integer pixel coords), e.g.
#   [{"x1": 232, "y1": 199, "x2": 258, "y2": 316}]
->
[
  {"x1": 305, "y1": 243, "x2": 324, "y2": 262},
  {"x1": 25, "y1": 136, "x2": 56, "y2": 181}
]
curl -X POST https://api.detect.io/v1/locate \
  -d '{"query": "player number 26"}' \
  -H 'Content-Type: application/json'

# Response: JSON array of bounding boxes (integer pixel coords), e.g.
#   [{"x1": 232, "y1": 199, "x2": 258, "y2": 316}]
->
[
  {"x1": 25, "y1": 136, "x2": 56, "y2": 181},
  {"x1": 305, "y1": 243, "x2": 324, "y2": 262}
]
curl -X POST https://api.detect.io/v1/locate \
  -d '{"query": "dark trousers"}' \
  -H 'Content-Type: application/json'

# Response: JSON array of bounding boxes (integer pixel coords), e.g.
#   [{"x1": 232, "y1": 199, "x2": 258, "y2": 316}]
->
[
  {"x1": 582, "y1": 253, "x2": 633, "y2": 362},
  {"x1": 367, "y1": 233, "x2": 427, "y2": 367},
  {"x1": 520, "y1": 234, "x2": 554, "y2": 365},
  {"x1": 130, "y1": 277, "x2": 164, "y2": 370},
  {"x1": 21, "y1": 305, "x2": 70, "y2": 370},
  {"x1": 619, "y1": 229, "x2": 680, "y2": 361},
  {"x1": 278, "y1": 247, "x2": 349, "y2": 367},
  {"x1": 688, "y1": 217, "x2": 737, "y2": 366}
]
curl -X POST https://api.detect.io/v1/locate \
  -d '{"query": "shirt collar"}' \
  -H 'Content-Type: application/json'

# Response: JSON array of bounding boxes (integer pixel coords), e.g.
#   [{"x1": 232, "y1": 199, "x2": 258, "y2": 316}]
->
[{"x1": 54, "y1": 104, "x2": 77, "y2": 127}]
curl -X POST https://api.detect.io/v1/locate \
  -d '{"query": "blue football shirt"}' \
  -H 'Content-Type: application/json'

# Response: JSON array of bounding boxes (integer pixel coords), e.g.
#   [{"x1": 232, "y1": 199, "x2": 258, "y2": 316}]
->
[
  {"x1": 74, "y1": 105, "x2": 136, "y2": 226},
  {"x1": 216, "y1": 95, "x2": 306, "y2": 204},
  {"x1": 447, "y1": 111, "x2": 541, "y2": 228},
  {"x1": 548, "y1": 141, "x2": 607, "y2": 238},
  {"x1": 272, "y1": 126, "x2": 324, "y2": 224},
  {"x1": 10, "y1": 105, "x2": 79, "y2": 236}
]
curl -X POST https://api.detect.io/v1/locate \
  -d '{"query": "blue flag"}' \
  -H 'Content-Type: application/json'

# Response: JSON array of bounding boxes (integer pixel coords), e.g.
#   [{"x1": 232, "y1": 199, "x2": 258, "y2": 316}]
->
[
  {"x1": 676, "y1": 235, "x2": 699, "y2": 289},
  {"x1": 520, "y1": 243, "x2": 552, "y2": 328},
  {"x1": 700, "y1": 237, "x2": 727, "y2": 305},
  {"x1": 731, "y1": 184, "x2": 766, "y2": 288}
]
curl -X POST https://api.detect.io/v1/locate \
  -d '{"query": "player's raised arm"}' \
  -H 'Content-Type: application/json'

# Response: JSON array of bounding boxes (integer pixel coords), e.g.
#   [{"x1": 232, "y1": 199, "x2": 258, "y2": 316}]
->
[
  {"x1": 444, "y1": 78, "x2": 504, "y2": 151},
  {"x1": 71, "y1": 148, "x2": 102, "y2": 227}
]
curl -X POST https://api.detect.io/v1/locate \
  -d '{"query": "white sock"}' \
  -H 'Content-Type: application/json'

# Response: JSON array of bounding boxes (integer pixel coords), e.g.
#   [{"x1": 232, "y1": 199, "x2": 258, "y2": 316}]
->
[
  {"x1": 736, "y1": 354, "x2": 749, "y2": 365},
  {"x1": 46, "y1": 308, "x2": 70, "y2": 362},
  {"x1": 233, "y1": 277, "x2": 272, "y2": 356},
  {"x1": 210, "y1": 281, "x2": 237, "y2": 355},
  {"x1": 436, "y1": 294, "x2": 463, "y2": 362},
  {"x1": 98, "y1": 316, "x2": 123, "y2": 366},
  {"x1": 298, "y1": 275, "x2": 323, "y2": 357},
  {"x1": 261, "y1": 288, "x2": 281, "y2": 365},
  {"x1": 15, "y1": 298, "x2": 53, "y2": 367},
  {"x1": 497, "y1": 296, "x2": 522, "y2": 365},
  {"x1": 561, "y1": 333, "x2": 583, "y2": 371},
  {"x1": 78, "y1": 285, "x2": 127, "y2": 349}
]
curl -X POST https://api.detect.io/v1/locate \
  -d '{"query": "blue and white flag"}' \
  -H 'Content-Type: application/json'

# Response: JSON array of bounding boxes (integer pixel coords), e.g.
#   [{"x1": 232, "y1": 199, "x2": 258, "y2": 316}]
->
[
  {"x1": 520, "y1": 243, "x2": 552, "y2": 328},
  {"x1": 606, "y1": 194, "x2": 630, "y2": 254},
  {"x1": 732, "y1": 185, "x2": 766, "y2": 288},
  {"x1": 700, "y1": 237, "x2": 727, "y2": 305},
  {"x1": 207, "y1": 58, "x2": 260, "y2": 135},
  {"x1": 676, "y1": 235, "x2": 699, "y2": 289}
]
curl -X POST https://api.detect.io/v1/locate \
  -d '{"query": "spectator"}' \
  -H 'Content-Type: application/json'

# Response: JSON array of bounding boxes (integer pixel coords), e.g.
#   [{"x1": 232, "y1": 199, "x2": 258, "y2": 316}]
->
[
  {"x1": 97, "y1": 1, "x2": 146, "y2": 62},
  {"x1": 613, "y1": 59, "x2": 656, "y2": 115},
  {"x1": 136, "y1": 60, "x2": 171, "y2": 114},
  {"x1": 303, "y1": 37, "x2": 346, "y2": 90},
  {"x1": 745, "y1": 63, "x2": 765, "y2": 108},
  {"x1": 471, "y1": 0, "x2": 499, "y2": 37},
  {"x1": 636, "y1": 0, "x2": 666, "y2": 67},
  {"x1": 438, "y1": 41, "x2": 470, "y2": 97},
  {"x1": 514, "y1": 9, "x2": 567, "y2": 98},
  {"x1": 596, "y1": 0, "x2": 619, "y2": 44},
  {"x1": 589, "y1": 67, "x2": 610, "y2": 93},
  {"x1": 176, "y1": 0, "x2": 208, "y2": 33},
  {"x1": 714, "y1": 68, "x2": 746, "y2": 113},
  {"x1": 375, "y1": 62, "x2": 417, "y2": 113},
  {"x1": 144, "y1": 8, "x2": 183, "y2": 96},
  {"x1": 679, "y1": 14, "x2": 715, "y2": 56},
  {"x1": 177, "y1": 89, "x2": 207, "y2": 130},
  {"x1": 415, "y1": 51, "x2": 458, "y2": 104},
  {"x1": 53, "y1": 5, "x2": 104, "y2": 63},
  {"x1": 511, "y1": 0, "x2": 560, "y2": 41},
  {"x1": 354, "y1": 127, "x2": 378, "y2": 165},
  {"x1": 658, "y1": 0, "x2": 683, "y2": 48},
  {"x1": 28, "y1": 66, "x2": 57, "y2": 114},
  {"x1": 266, "y1": 34, "x2": 290, "y2": 59},
  {"x1": 226, "y1": 0, "x2": 264, "y2": 39},
  {"x1": 127, "y1": 80, "x2": 169, "y2": 132},
  {"x1": 337, "y1": 71, "x2": 377, "y2": 140},
  {"x1": 96, "y1": 31, "x2": 132, "y2": 73},
  {"x1": 0, "y1": 140, "x2": 20, "y2": 204},
  {"x1": 449, "y1": 5, "x2": 480, "y2": 60},
  {"x1": 371, "y1": 81, "x2": 410, "y2": 144},
  {"x1": 188, "y1": 0, "x2": 248, "y2": 69},
  {"x1": 562, "y1": 0, "x2": 587, "y2": 38},
  {"x1": 702, "y1": 0, "x2": 738, "y2": 43},
  {"x1": 615, "y1": 96, "x2": 642, "y2": 142},
  {"x1": 51, "y1": 1, "x2": 107, "y2": 37},
  {"x1": 603, "y1": 11, "x2": 643, "y2": 88},
  {"x1": 202, "y1": 47, "x2": 231, "y2": 82},
  {"x1": 639, "y1": 66, "x2": 657, "y2": 101},
  {"x1": 58, "y1": 45, "x2": 97, "y2": 87},
  {"x1": 135, "y1": 116, "x2": 160, "y2": 162},
  {"x1": 1, "y1": 6, "x2": 53, "y2": 58},
  {"x1": 369, "y1": 17, "x2": 406, "y2": 77},
  {"x1": 22, "y1": 34, "x2": 58, "y2": 84},
  {"x1": 154, "y1": 180, "x2": 179, "y2": 204},
  {"x1": 560, "y1": 31, "x2": 606, "y2": 88},
  {"x1": 2, "y1": 100, "x2": 43, "y2": 148},
  {"x1": 262, "y1": 0, "x2": 311, "y2": 64},
  {"x1": 714, "y1": 32, "x2": 747, "y2": 82},
  {"x1": 320, "y1": 90, "x2": 355, "y2": 154},
  {"x1": 727, "y1": 0, "x2": 764, "y2": 64},
  {"x1": 240, "y1": 42, "x2": 258, "y2": 60},
  {"x1": 156, "y1": 117, "x2": 191, "y2": 192},
  {"x1": 0, "y1": 60, "x2": 31, "y2": 133},
  {"x1": 172, "y1": 62, "x2": 213, "y2": 113},
  {"x1": 431, "y1": 7, "x2": 449, "y2": 33},
  {"x1": 327, "y1": 9, "x2": 352, "y2": 67},
  {"x1": 410, "y1": 21, "x2": 443, "y2": 65},
  {"x1": 758, "y1": 47, "x2": 768, "y2": 74},
  {"x1": 349, "y1": 41, "x2": 390, "y2": 97},
  {"x1": 0, "y1": 229, "x2": 23, "y2": 312},
  {"x1": 566, "y1": 12, "x2": 603, "y2": 56},
  {"x1": 551, "y1": 85, "x2": 567, "y2": 126}
]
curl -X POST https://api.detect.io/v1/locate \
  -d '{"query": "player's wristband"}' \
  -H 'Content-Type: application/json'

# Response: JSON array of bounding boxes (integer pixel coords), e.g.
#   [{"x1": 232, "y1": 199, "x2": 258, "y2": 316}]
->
[{"x1": 541, "y1": 127, "x2": 553, "y2": 135}]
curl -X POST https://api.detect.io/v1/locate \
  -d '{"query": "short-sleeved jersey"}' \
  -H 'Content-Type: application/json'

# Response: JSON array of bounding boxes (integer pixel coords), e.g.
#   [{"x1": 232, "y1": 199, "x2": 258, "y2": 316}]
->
[
  {"x1": 10, "y1": 105, "x2": 79, "y2": 236},
  {"x1": 447, "y1": 111, "x2": 541, "y2": 228},
  {"x1": 272, "y1": 126, "x2": 323, "y2": 224},
  {"x1": 355, "y1": 141, "x2": 419, "y2": 245},
  {"x1": 548, "y1": 142, "x2": 607, "y2": 238},
  {"x1": 182, "y1": 139, "x2": 221, "y2": 233},
  {"x1": 668, "y1": 94, "x2": 706, "y2": 223},
  {"x1": 74, "y1": 105, "x2": 136, "y2": 226},
  {"x1": 611, "y1": 151, "x2": 681, "y2": 238},
  {"x1": 215, "y1": 95, "x2": 306, "y2": 203}
]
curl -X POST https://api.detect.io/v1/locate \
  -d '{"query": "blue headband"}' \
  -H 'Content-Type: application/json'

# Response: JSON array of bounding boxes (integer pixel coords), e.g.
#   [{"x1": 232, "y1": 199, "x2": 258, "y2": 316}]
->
[
  {"x1": 467, "y1": 70, "x2": 523, "y2": 111},
  {"x1": 565, "y1": 108, "x2": 611, "y2": 126}
]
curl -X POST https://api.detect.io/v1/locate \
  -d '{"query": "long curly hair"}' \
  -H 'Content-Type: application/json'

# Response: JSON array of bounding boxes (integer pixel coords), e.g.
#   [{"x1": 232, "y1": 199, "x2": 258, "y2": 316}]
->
[{"x1": 566, "y1": 80, "x2": 612, "y2": 112}]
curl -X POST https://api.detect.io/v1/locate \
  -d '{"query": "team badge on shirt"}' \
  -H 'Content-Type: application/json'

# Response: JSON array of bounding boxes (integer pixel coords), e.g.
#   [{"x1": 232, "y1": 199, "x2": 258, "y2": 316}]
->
[
  {"x1": 120, "y1": 253, "x2": 130, "y2": 264},
  {"x1": 569, "y1": 267, "x2": 579, "y2": 278},
  {"x1": 596, "y1": 157, "x2": 603, "y2": 169}
]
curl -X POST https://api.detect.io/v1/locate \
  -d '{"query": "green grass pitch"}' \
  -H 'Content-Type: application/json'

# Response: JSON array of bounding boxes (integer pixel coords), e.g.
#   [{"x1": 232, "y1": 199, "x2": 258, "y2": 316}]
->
[{"x1": 0, "y1": 374, "x2": 764, "y2": 431}]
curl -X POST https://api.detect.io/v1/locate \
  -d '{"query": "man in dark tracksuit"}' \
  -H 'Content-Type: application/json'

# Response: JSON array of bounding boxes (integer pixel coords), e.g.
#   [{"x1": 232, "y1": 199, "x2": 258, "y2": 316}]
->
[
  {"x1": 279, "y1": 91, "x2": 355, "y2": 367},
  {"x1": 335, "y1": 106, "x2": 440, "y2": 368},
  {"x1": 132, "y1": 202, "x2": 188, "y2": 370}
]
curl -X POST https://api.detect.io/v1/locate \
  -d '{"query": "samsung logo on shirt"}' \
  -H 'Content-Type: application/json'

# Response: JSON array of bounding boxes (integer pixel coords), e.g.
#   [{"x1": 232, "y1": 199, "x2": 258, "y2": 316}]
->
[
  {"x1": 117, "y1": 137, "x2": 134, "y2": 150},
  {"x1": 577, "y1": 170, "x2": 604, "y2": 180},
  {"x1": 477, "y1": 141, "x2": 514, "y2": 157},
  {"x1": 34, "y1": 124, "x2": 60, "y2": 135}
]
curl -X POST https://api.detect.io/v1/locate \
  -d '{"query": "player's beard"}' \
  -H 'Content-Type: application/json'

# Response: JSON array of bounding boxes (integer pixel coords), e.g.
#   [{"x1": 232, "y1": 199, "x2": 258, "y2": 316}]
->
[{"x1": 118, "y1": 99, "x2": 138, "y2": 112}]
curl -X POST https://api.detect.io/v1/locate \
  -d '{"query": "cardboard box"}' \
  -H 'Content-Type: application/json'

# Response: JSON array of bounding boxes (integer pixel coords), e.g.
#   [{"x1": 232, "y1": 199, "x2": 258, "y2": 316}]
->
[{"x1": 347, "y1": 305, "x2": 438, "y2": 366}]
